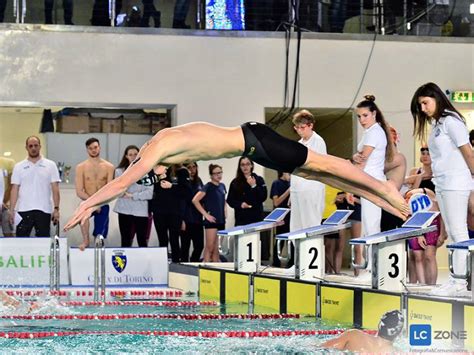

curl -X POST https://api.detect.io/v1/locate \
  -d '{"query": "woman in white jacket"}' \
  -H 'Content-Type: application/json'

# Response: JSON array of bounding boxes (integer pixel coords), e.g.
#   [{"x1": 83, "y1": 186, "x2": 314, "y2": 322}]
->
[{"x1": 411, "y1": 82, "x2": 474, "y2": 296}]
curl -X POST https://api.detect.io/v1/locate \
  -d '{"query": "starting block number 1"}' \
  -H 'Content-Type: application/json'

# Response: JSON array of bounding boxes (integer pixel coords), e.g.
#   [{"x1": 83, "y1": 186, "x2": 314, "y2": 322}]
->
[{"x1": 235, "y1": 232, "x2": 260, "y2": 273}]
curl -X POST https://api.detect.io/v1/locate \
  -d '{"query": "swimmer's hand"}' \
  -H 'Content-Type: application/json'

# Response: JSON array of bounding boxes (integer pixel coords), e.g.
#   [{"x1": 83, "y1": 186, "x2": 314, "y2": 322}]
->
[{"x1": 64, "y1": 202, "x2": 99, "y2": 231}]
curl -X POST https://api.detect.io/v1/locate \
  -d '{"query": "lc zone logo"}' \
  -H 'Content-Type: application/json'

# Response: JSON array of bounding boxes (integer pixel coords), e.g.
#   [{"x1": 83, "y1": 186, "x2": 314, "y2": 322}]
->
[{"x1": 410, "y1": 324, "x2": 431, "y2": 346}]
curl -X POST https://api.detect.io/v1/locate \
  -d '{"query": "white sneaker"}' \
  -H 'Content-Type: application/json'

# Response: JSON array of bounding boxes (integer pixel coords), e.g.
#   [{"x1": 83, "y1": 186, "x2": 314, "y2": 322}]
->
[
  {"x1": 284, "y1": 265, "x2": 295, "y2": 275},
  {"x1": 430, "y1": 279, "x2": 468, "y2": 297}
]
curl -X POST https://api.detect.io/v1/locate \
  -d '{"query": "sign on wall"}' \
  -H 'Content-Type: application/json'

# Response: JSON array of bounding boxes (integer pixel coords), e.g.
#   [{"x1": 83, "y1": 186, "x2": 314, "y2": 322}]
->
[
  {"x1": 69, "y1": 247, "x2": 168, "y2": 286},
  {"x1": 0, "y1": 237, "x2": 68, "y2": 286}
]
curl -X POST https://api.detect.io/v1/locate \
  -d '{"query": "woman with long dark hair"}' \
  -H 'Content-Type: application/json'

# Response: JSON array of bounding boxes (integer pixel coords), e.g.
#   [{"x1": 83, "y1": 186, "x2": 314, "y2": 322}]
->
[
  {"x1": 227, "y1": 157, "x2": 267, "y2": 226},
  {"x1": 411, "y1": 82, "x2": 474, "y2": 296},
  {"x1": 353, "y1": 95, "x2": 393, "y2": 277},
  {"x1": 181, "y1": 162, "x2": 204, "y2": 262},
  {"x1": 113, "y1": 145, "x2": 153, "y2": 247}
]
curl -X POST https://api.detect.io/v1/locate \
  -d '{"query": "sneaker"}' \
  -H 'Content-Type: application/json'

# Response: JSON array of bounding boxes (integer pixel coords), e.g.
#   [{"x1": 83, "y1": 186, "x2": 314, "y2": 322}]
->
[
  {"x1": 430, "y1": 279, "x2": 468, "y2": 297},
  {"x1": 284, "y1": 265, "x2": 295, "y2": 275}
]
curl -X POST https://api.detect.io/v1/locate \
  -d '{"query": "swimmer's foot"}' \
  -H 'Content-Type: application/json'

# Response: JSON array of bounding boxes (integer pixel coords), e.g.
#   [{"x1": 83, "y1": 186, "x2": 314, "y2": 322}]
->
[
  {"x1": 383, "y1": 181, "x2": 410, "y2": 220},
  {"x1": 79, "y1": 238, "x2": 90, "y2": 251}
]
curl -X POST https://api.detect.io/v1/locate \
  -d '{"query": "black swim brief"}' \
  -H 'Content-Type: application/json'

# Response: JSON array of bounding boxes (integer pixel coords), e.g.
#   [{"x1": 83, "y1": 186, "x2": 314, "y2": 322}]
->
[{"x1": 241, "y1": 122, "x2": 308, "y2": 173}]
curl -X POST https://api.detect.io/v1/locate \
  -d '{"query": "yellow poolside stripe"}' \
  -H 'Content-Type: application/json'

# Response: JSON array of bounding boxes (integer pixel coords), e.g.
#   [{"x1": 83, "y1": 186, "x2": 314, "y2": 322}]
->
[
  {"x1": 286, "y1": 281, "x2": 316, "y2": 316},
  {"x1": 225, "y1": 273, "x2": 249, "y2": 304},
  {"x1": 362, "y1": 291, "x2": 400, "y2": 330},
  {"x1": 320, "y1": 286, "x2": 353, "y2": 324},
  {"x1": 253, "y1": 277, "x2": 280, "y2": 312},
  {"x1": 465, "y1": 305, "x2": 474, "y2": 350},
  {"x1": 199, "y1": 269, "x2": 221, "y2": 301}
]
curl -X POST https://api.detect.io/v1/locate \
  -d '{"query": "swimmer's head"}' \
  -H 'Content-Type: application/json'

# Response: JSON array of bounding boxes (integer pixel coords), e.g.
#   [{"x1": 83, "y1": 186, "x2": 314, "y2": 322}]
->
[{"x1": 378, "y1": 310, "x2": 404, "y2": 342}]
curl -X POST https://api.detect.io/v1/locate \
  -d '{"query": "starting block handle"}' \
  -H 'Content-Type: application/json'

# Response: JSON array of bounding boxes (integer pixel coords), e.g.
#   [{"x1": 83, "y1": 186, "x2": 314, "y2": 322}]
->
[
  {"x1": 351, "y1": 244, "x2": 369, "y2": 270},
  {"x1": 448, "y1": 249, "x2": 472, "y2": 279},
  {"x1": 219, "y1": 235, "x2": 231, "y2": 256},
  {"x1": 276, "y1": 240, "x2": 290, "y2": 263}
]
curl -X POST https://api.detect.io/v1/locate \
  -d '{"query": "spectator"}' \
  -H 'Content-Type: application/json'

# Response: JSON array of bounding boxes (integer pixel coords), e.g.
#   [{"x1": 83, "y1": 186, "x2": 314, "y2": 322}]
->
[
  {"x1": 412, "y1": 82, "x2": 474, "y2": 296},
  {"x1": 0, "y1": 156, "x2": 15, "y2": 236},
  {"x1": 113, "y1": 145, "x2": 153, "y2": 247},
  {"x1": 181, "y1": 162, "x2": 204, "y2": 262},
  {"x1": 150, "y1": 164, "x2": 190, "y2": 262},
  {"x1": 324, "y1": 189, "x2": 346, "y2": 274},
  {"x1": 227, "y1": 157, "x2": 267, "y2": 226},
  {"x1": 290, "y1": 110, "x2": 327, "y2": 255},
  {"x1": 141, "y1": 0, "x2": 161, "y2": 28},
  {"x1": 405, "y1": 146, "x2": 435, "y2": 192},
  {"x1": 9, "y1": 136, "x2": 60, "y2": 237},
  {"x1": 173, "y1": 0, "x2": 191, "y2": 28},
  {"x1": 269, "y1": 171, "x2": 290, "y2": 267},
  {"x1": 75, "y1": 138, "x2": 114, "y2": 250},
  {"x1": 45, "y1": 0, "x2": 73, "y2": 25},
  {"x1": 406, "y1": 188, "x2": 446, "y2": 285},
  {"x1": 353, "y1": 95, "x2": 393, "y2": 244},
  {"x1": 91, "y1": 0, "x2": 122, "y2": 26},
  {"x1": 192, "y1": 164, "x2": 226, "y2": 263},
  {"x1": 381, "y1": 125, "x2": 407, "y2": 232}
]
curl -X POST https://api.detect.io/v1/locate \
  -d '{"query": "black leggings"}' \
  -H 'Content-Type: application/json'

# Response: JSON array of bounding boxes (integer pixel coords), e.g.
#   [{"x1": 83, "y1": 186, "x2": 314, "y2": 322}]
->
[
  {"x1": 118, "y1": 213, "x2": 149, "y2": 247},
  {"x1": 180, "y1": 222, "x2": 204, "y2": 262},
  {"x1": 17, "y1": 210, "x2": 51, "y2": 237},
  {"x1": 153, "y1": 213, "x2": 181, "y2": 262}
]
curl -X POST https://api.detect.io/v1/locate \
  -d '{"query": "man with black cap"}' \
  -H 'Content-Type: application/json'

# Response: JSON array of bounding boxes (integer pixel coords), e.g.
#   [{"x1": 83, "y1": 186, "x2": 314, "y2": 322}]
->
[{"x1": 321, "y1": 310, "x2": 404, "y2": 351}]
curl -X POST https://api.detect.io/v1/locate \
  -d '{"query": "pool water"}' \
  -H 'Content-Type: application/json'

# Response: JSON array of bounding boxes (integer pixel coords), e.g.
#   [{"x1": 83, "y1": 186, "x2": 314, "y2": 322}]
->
[{"x1": 0, "y1": 297, "x2": 354, "y2": 353}]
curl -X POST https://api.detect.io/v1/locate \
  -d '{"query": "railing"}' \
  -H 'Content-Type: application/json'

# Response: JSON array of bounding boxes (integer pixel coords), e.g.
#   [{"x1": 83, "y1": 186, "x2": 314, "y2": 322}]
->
[
  {"x1": 49, "y1": 224, "x2": 60, "y2": 291},
  {"x1": 0, "y1": 1, "x2": 471, "y2": 38},
  {"x1": 93, "y1": 234, "x2": 106, "y2": 302}
]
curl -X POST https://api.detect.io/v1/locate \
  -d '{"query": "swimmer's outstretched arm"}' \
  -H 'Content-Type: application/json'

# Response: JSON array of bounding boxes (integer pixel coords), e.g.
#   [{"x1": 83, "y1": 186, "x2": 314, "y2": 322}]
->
[{"x1": 64, "y1": 141, "x2": 165, "y2": 231}]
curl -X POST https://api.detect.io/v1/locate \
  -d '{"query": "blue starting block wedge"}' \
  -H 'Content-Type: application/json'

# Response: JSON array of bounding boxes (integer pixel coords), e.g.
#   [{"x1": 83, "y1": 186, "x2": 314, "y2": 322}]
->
[
  {"x1": 447, "y1": 239, "x2": 474, "y2": 298},
  {"x1": 217, "y1": 208, "x2": 290, "y2": 272},
  {"x1": 349, "y1": 211, "x2": 439, "y2": 292},
  {"x1": 276, "y1": 210, "x2": 353, "y2": 281}
]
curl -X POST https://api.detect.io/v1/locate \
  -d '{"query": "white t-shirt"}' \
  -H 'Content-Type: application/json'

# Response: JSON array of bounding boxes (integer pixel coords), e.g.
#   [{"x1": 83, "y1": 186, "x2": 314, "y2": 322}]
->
[
  {"x1": 428, "y1": 110, "x2": 473, "y2": 191},
  {"x1": 11, "y1": 158, "x2": 61, "y2": 213},
  {"x1": 357, "y1": 123, "x2": 387, "y2": 180},
  {"x1": 291, "y1": 131, "x2": 327, "y2": 192}
]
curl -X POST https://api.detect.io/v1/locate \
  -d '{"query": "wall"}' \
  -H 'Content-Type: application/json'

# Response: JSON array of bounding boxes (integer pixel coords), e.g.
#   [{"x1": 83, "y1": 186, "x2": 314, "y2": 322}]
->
[{"x1": 0, "y1": 27, "x2": 472, "y2": 254}]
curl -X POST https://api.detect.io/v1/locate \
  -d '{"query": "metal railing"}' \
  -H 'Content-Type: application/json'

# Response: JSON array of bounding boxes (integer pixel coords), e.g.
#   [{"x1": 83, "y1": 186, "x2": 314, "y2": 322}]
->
[
  {"x1": 49, "y1": 224, "x2": 60, "y2": 291},
  {"x1": 94, "y1": 234, "x2": 106, "y2": 302}
]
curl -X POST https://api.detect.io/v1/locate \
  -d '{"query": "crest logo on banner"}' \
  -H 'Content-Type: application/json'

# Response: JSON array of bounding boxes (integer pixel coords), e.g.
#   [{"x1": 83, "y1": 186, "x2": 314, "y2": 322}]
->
[{"x1": 112, "y1": 251, "x2": 127, "y2": 273}]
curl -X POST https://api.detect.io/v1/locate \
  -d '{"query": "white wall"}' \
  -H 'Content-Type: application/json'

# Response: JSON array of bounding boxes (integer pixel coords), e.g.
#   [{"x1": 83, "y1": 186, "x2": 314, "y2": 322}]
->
[{"x1": 0, "y1": 27, "x2": 473, "y2": 248}]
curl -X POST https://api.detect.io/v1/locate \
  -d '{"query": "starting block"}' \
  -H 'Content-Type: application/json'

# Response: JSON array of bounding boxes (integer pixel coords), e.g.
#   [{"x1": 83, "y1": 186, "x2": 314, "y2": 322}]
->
[
  {"x1": 276, "y1": 210, "x2": 353, "y2": 281},
  {"x1": 217, "y1": 208, "x2": 290, "y2": 272},
  {"x1": 446, "y1": 239, "x2": 474, "y2": 300},
  {"x1": 350, "y1": 211, "x2": 439, "y2": 292}
]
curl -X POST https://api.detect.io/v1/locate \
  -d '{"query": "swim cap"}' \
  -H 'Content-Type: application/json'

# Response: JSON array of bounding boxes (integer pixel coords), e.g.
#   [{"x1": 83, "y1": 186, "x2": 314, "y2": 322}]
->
[{"x1": 378, "y1": 310, "x2": 404, "y2": 341}]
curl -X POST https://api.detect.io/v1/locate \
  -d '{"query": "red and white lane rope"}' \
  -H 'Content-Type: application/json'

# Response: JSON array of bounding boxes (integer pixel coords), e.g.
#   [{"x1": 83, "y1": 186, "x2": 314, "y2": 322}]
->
[
  {"x1": 0, "y1": 329, "x2": 378, "y2": 339},
  {"x1": 59, "y1": 300, "x2": 218, "y2": 307},
  {"x1": 2, "y1": 290, "x2": 184, "y2": 299},
  {"x1": 0, "y1": 313, "x2": 300, "y2": 321}
]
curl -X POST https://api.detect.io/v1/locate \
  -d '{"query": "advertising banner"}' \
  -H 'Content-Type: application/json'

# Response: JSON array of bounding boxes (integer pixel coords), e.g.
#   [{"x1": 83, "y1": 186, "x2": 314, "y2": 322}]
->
[
  {"x1": 0, "y1": 237, "x2": 68, "y2": 286},
  {"x1": 70, "y1": 247, "x2": 168, "y2": 286}
]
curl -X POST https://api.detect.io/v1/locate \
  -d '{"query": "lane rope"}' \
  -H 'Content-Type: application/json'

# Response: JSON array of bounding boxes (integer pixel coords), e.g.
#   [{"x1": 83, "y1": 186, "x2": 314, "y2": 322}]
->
[
  {"x1": 58, "y1": 300, "x2": 218, "y2": 307},
  {"x1": 0, "y1": 313, "x2": 300, "y2": 321},
  {"x1": 0, "y1": 329, "x2": 378, "y2": 339},
  {"x1": 2, "y1": 290, "x2": 184, "y2": 299}
]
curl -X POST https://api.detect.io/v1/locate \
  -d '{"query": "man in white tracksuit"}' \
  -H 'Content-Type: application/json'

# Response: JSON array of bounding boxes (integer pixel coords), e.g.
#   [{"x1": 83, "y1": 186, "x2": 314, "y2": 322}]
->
[{"x1": 290, "y1": 110, "x2": 327, "y2": 232}]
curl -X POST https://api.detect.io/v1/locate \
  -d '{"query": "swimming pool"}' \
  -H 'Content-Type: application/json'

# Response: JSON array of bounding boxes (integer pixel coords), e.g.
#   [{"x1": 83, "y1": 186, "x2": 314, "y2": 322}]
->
[{"x1": 0, "y1": 289, "x2": 358, "y2": 353}]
